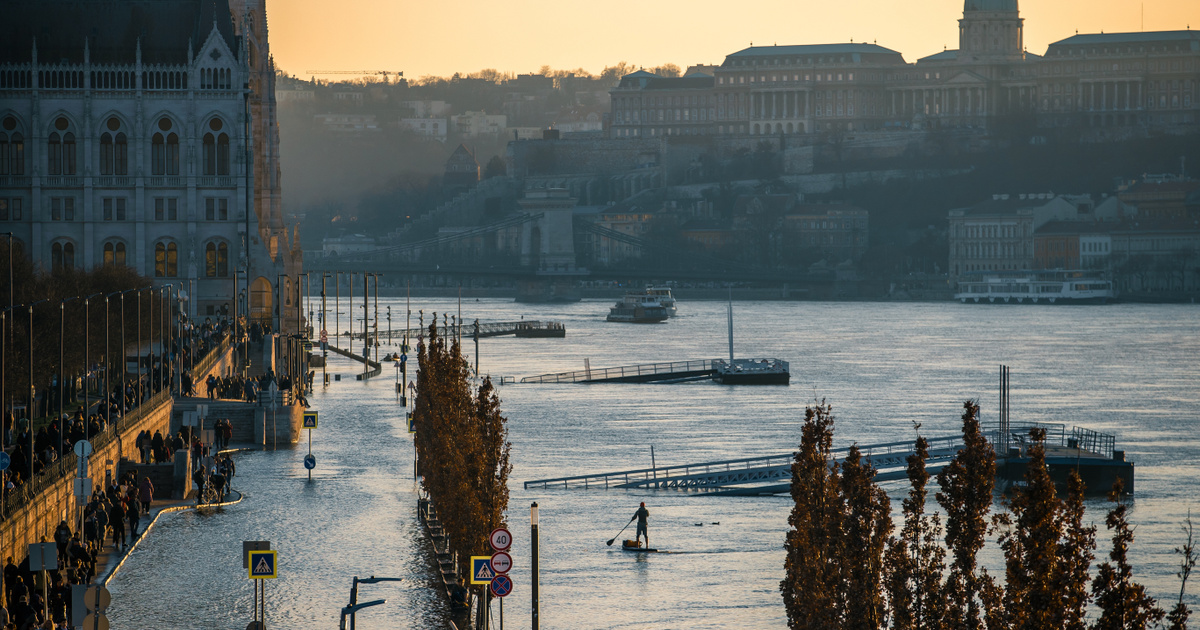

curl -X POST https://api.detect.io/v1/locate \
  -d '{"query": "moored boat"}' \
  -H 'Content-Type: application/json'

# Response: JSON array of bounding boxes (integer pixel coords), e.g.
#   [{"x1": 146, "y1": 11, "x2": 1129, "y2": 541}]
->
[
  {"x1": 955, "y1": 270, "x2": 1115, "y2": 304},
  {"x1": 712, "y1": 358, "x2": 791, "y2": 385},
  {"x1": 607, "y1": 293, "x2": 669, "y2": 323},
  {"x1": 644, "y1": 286, "x2": 678, "y2": 317}
]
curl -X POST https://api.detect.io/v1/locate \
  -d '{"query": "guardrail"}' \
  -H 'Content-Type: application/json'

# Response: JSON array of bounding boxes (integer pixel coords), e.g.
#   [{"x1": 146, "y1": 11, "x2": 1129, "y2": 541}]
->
[{"x1": 520, "y1": 359, "x2": 715, "y2": 384}]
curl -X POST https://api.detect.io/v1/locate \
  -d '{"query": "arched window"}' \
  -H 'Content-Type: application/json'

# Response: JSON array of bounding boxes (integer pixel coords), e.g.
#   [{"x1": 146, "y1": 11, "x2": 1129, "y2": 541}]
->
[
  {"x1": 100, "y1": 133, "x2": 113, "y2": 174},
  {"x1": 151, "y1": 133, "x2": 165, "y2": 175},
  {"x1": 205, "y1": 241, "x2": 229, "y2": 277},
  {"x1": 62, "y1": 132, "x2": 76, "y2": 175},
  {"x1": 103, "y1": 241, "x2": 126, "y2": 266},
  {"x1": 202, "y1": 133, "x2": 216, "y2": 175},
  {"x1": 166, "y1": 133, "x2": 179, "y2": 175},
  {"x1": 115, "y1": 132, "x2": 127, "y2": 175},
  {"x1": 48, "y1": 132, "x2": 61, "y2": 175},
  {"x1": 51, "y1": 241, "x2": 74, "y2": 270},
  {"x1": 154, "y1": 241, "x2": 177, "y2": 277},
  {"x1": 217, "y1": 133, "x2": 230, "y2": 175}
]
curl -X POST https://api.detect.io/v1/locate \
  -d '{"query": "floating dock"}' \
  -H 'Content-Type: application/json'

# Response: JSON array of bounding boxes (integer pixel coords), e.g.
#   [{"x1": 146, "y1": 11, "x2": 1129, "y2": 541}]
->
[{"x1": 524, "y1": 423, "x2": 1133, "y2": 496}]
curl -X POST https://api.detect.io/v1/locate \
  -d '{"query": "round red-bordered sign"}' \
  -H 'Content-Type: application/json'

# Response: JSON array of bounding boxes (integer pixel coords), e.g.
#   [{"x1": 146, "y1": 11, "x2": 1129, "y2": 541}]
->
[
  {"x1": 490, "y1": 551, "x2": 512, "y2": 574},
  {"x1": 490, "y1": 574, "x2": 513, "y2": 598},
  {"x1": 489, "y1": 527, "x2": 512, "y2": 552}
]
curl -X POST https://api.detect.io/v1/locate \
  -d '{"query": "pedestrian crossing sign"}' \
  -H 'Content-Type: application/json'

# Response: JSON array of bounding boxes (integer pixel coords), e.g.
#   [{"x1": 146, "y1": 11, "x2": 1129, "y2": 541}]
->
[
  {"x1": 249, "y1": 550, "x2": 278, "y2": 579},
  {"x1": 303, "y1": 412, "x2": 318, "y2": 429},
  {"x1": 407, "y1": 412, "x2": 415, "y2": 434},
  {"x1": 470, "y1": 556, "x2": 494, "y2": 584}
]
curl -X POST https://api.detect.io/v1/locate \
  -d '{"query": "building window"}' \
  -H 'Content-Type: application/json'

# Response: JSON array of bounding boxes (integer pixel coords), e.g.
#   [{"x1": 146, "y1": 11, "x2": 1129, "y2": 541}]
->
[
  {"x1": 154, "y1": 197, "x2": 178, "y2": 221},
  {"x1": 205, "y1": 241, "x2": 229, "y2": 277},
  {"x1": 51, "y1": 242, "x2": 74, "y2": 270},
  {"x1": 103, "y1": 241, "x2": 126, "y2": 266},
  {"x1": 205, "y1": 198, "x2": 228, "y2": 220},
  {"x1": 101, "y1": 197, "x2": 127, "y2": 221},
  {"x1": 50, "y1": 197, "x2": 74, "y2": 221},
  {"x1": 154, "y1": 241, "x2": 178, "y2": 277}
]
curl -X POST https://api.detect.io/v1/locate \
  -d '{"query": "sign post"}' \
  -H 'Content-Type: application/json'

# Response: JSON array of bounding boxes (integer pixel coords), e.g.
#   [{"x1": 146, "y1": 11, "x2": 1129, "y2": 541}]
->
[
  {"x1": 243, "y1": 541, "x2": 271, "y2": 627},
  {"x1": 489, "y1": 527, "x2": 513, "y2": 630},
  {"x1": 302, "y1": 411, "x2": 318, "y2": 480},
  {"x1": 28, "y1": 542, "x2": 56, "y2": 621}
]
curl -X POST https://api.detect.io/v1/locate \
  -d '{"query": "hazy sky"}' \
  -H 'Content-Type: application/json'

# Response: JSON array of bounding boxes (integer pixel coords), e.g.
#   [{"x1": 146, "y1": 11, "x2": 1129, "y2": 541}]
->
[{"x1": 269, "y1": 0, "x2": 1200, "y2": 79}]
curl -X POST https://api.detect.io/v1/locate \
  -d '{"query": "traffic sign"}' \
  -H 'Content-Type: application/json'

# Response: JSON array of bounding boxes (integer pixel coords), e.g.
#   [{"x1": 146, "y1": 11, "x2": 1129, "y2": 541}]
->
[
  {"x1": 399, "y1": 353, "x2": 407, "y2": 363},
  {"x1": 303, "y1": 454, "x2": 316, "y2": 470},
  {"x1": 28, "y1": 542, "x2": 57, "y2": 571},
  {"x1": 82, "y1": 614, "x2": 110, "y2": 630},
  {"x1": 248, "y1": 550, "x2": 278, "y2": 579},
  {"x1": 470, "y1": 556, "x2": 494, "y2": 584},
  {"x1": 490, "y1": 551, "x2": 512, "y2": 574},
  {"x1": 84, "y1": 586, "x2": 112, "y2": 611},
  {"x1": 320, "y1": 329, "x2": 328, "y2": 343},
  {"x1": 489, "y1": 527, "x2": 512, "y2": 552},
  {"x1": 0, "y1": 451, "x2": 10, "y2": 470},
  {"x1": 490, "y1": 574, "x2": 513, "y2": 598},
  {"x1": 406, "y1": 412, "x2": 415, "y2": 434},
  {"x1": 242, "y1": 541, "x2": 270, "y2": 568},
  {"x1": 73, "y1": 439, "x2": 93, "y2": 457},
  {"x1": 303, "y1": 412, "x2": 318, "y2": 429}
]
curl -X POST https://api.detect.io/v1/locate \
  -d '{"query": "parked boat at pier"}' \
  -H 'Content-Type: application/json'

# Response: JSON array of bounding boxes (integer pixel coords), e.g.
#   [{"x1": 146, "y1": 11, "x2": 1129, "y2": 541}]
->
[
  {"x1": 644, "y1": 286, "x2": 678, "y2": 317},
  {"x1": 712, "y1": 358, "x2": 791, "y2": 385},
  {"x1": 955, "y1": 270, "x2": 1115, "y2": 304},
  {"x1": 607, "y1": 293, "x2": 670, "y2": 323}
]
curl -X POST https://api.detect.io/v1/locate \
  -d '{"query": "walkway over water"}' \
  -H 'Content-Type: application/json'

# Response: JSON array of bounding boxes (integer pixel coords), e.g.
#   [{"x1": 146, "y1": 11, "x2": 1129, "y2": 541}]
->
[
  {"x1": 345, "y1": 320, "x2": 565, "y2": 343},
  {"x1": 520, "y1": 359, "x2": 716, "y2": 384},
  {"x1": 523, "y1": 434, "x2": 968, "y2": 496}
]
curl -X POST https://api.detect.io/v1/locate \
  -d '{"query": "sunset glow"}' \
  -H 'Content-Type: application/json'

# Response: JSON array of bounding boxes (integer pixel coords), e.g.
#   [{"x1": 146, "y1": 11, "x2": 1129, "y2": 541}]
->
[{"x1": 269, "y1": 0, "x2": 1200, "y2": 79}]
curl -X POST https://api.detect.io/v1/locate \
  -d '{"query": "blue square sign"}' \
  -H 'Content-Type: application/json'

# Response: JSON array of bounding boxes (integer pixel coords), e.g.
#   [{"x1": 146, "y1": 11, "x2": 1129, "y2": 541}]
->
[
  {"x1": 249, "y1": 550, "x2": 278, "y2": 579},
  {"x1": 302, "y1": 412, "x2": 318, "y2": 429}
]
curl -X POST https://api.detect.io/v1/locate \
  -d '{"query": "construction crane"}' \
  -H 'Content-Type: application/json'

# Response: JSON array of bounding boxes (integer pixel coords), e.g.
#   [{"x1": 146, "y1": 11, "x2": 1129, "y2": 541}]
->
[{"x1": 305, "y1": 70, "x2": 404, "y2": 83}]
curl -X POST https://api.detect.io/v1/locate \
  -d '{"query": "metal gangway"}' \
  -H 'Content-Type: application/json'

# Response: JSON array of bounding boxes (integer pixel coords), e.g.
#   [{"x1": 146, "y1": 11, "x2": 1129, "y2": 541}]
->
[
  {"x1": 345, "y1": 320, "x2": 565, "y2": 343},
  {"x1": 523, "y1": 434, "x2": 968, "y2": 496},
  {"x1": 520, "y1": 359, "x2": 717, "y2": 384}
]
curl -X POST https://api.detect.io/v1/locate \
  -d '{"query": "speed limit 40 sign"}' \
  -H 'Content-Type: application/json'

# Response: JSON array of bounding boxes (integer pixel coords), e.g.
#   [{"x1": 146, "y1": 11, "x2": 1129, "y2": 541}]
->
[{"x1": 489, "y1": 527, "x2": 512, "y2": 552}]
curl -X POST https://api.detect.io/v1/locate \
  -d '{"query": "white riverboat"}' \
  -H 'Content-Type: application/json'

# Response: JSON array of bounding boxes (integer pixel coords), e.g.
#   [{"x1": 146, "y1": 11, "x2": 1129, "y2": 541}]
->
[
  {"x1": 955, "y1": 271, "x2": 1116, "y2": 304},
  {"x1": 644, "y1": 286, "x2": 678, "y2": 317},
  {"x1": 606, "y1": 293, "x2": 670, "y2": 323}
]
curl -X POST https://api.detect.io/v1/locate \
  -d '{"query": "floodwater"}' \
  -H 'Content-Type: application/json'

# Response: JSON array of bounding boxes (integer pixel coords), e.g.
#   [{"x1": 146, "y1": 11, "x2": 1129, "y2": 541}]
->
[{"x1": 107, "y1": 299, "x2": 1200, "y2": 629}]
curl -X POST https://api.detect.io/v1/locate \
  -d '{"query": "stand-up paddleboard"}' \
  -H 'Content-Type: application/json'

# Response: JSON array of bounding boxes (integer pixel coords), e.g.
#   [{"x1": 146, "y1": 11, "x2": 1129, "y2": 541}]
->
[{"x1": 620, "y1": 546, "x2": 660, "y2": 553}]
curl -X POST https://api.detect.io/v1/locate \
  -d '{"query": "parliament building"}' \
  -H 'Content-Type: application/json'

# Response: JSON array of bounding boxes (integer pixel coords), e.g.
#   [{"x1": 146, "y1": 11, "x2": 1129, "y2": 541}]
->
[
  {"x1": 0, "y1": 0, "x2": 302, "y2": 328},
  {"x1": 610, "y1": 0, "x2": 1199, "y2": 139}
]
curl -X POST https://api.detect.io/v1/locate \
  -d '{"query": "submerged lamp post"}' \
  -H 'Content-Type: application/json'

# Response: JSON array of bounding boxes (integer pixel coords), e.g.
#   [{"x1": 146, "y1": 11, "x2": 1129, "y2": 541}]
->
[
  {"x1": 343, "y1": 575, "x2": 401, "y2": 629},
  {"x1": 532, "y1": 501, "x2": 540, "y2": 630}
]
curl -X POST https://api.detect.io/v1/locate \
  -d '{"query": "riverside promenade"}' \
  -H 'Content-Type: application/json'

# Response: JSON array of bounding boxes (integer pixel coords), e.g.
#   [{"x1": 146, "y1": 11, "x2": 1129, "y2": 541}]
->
[{"x1": 0, "y1": 331, "x2": 306, "y2": 621}]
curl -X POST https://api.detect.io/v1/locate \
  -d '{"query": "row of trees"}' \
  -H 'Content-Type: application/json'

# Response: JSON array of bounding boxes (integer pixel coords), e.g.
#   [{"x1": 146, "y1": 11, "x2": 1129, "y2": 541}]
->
[
  {"x1": 782, "y1": 400, "x2": 1195, "y2": 630},
  {"x1": 412, "y1": 319, "x2": 512, "y2": 580},
  {"x1": 1, "y1": 242, "x2": 164, "y2": 418}
]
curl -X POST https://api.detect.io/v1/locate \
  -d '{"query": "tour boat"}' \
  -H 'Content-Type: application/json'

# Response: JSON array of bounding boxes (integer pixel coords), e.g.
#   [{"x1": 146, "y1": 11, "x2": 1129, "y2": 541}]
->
[
  {"x1": 955, "y1": 270, "x2": 1116, "y2": 304},
  {"x1": 606, "y1": 293, "x2": 670, "y2": 323},
  {"x1": 643, "y1": 286, "x2": 678, "y2": 317}
]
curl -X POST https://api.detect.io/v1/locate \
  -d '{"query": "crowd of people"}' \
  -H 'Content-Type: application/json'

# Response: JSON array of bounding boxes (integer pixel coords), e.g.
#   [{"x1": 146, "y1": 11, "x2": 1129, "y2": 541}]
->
[{"x1": 1, "y1": 470, "x2": 155, "y2": 629}]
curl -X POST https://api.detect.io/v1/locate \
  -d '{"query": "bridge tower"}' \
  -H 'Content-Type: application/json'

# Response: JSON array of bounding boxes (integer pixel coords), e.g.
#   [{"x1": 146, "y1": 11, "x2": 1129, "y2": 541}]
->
[{"x1": 516, "y1": 189, "x2": 587, "y2": 301}]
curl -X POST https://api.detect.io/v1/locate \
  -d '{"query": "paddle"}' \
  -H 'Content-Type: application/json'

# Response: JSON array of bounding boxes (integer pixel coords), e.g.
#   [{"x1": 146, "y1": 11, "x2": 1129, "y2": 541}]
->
[{"x1": 605, "y1": 518, "x2": 634, "y2": 546}]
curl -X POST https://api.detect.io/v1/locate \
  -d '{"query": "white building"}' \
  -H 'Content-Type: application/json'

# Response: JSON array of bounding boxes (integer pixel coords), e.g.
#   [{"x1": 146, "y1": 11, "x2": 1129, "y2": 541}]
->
[
  {"x1": 399, "y1": 118, "x2": 447, "y2": 139},
  {"x1": 452, "y1": 111, "x2": 507, "y2": 137},
  {"x1": 0, "y1": 0, "x2": 302, "y2": 327}
]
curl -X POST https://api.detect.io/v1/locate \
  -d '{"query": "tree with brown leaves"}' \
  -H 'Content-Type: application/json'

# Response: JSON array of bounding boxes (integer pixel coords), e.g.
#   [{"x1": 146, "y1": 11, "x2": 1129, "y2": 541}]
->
[
  {"x1": 1091, "y1": 478, "x2": 1164, "y2": 630},
  {"x1": 885, "y1": 429, "x2": 948, "y2": 630}
]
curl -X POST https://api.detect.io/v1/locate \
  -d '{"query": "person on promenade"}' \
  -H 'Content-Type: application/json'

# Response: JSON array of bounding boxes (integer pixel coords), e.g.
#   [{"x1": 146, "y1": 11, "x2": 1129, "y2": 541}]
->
[
  {"x1": 109, "y1": 497, "x2": 126, "y2": 551},
  {"x1": 127, "y1": 495, "x2": 141, "y2": 542},
  {"x1": 53, "y1": 521, "x2": 71, "y2": 566},
  {"x1": 193, "y1": 465, "x2": 208, "y2": 504},
  {"x1": 632, "y1": 502, "x2": 650, "y2": 548},
  {"x1": 139, "y1": 475, "x2": 154, "y2": 514}
]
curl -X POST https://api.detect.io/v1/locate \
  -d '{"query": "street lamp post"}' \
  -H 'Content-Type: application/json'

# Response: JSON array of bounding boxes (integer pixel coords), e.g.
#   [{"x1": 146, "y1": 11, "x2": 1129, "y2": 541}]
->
[
  {"x1": 344, "y1": 575, "x2": 401, "y2": 630},
  {"x1": 28, "y1": 299, "x2": 47, "y2": 482},
  {"x1": 532, "y1": 501, "x2": 540, "y2": 630},
  {"x1": 59, "y1": 296, "x2": 79, "y2": 455},
  {"x1": 83, "y1": 293, "x2": 101, "y2": 435}
]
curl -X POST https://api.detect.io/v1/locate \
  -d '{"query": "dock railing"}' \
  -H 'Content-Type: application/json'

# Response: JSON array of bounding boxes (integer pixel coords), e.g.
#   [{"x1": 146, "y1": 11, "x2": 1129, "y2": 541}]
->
[
  {"x1": 987, "y1": 422, "x2": 1116, "y2": 459},
  {"x1": 523, "y1": 434, "x2": 966, "y2": 490},
  {"x1": 520, "y1": 359, "x2": 715, "y2": 384}
]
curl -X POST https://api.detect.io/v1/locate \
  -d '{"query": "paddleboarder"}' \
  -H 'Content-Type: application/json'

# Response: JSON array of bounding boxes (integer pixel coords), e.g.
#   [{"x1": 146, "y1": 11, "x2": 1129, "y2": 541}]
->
[{"x1": 631, "y1": 502, "x2": 650, "y2": 548}]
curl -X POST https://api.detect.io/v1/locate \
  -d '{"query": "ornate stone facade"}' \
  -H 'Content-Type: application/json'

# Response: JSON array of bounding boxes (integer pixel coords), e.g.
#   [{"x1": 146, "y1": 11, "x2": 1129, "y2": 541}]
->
[
  {"x1": 0, "y1": 0, "x2": 301, "y2": 329},
  {"x1": 610, "y1": 1, "x2": 1199, "y2": 139}
]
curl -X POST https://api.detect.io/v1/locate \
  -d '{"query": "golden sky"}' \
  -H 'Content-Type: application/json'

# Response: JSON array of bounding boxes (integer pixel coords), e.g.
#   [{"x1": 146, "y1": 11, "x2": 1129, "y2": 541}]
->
[{"x1": 268, "y1": 0, "x2": 1200, "y2": 79}]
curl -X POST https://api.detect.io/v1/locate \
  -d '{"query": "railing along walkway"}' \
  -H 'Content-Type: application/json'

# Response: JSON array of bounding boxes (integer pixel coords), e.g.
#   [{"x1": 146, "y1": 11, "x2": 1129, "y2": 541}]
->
[
  {"x1": 345, "y1": 320, "x2": 564, "y2": 343},
  {"x1": 523, "y1": 434, "x2": 967, "y2": 493},
  {"x1": 520, "y1": 359, "x2": 716, "y2": 384}
]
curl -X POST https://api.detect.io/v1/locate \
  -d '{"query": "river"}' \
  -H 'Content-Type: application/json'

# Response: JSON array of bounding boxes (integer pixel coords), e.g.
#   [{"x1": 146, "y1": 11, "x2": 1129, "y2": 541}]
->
[{"x1": 107, "y1": 299, "x2": 1200, "y2": 629}]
